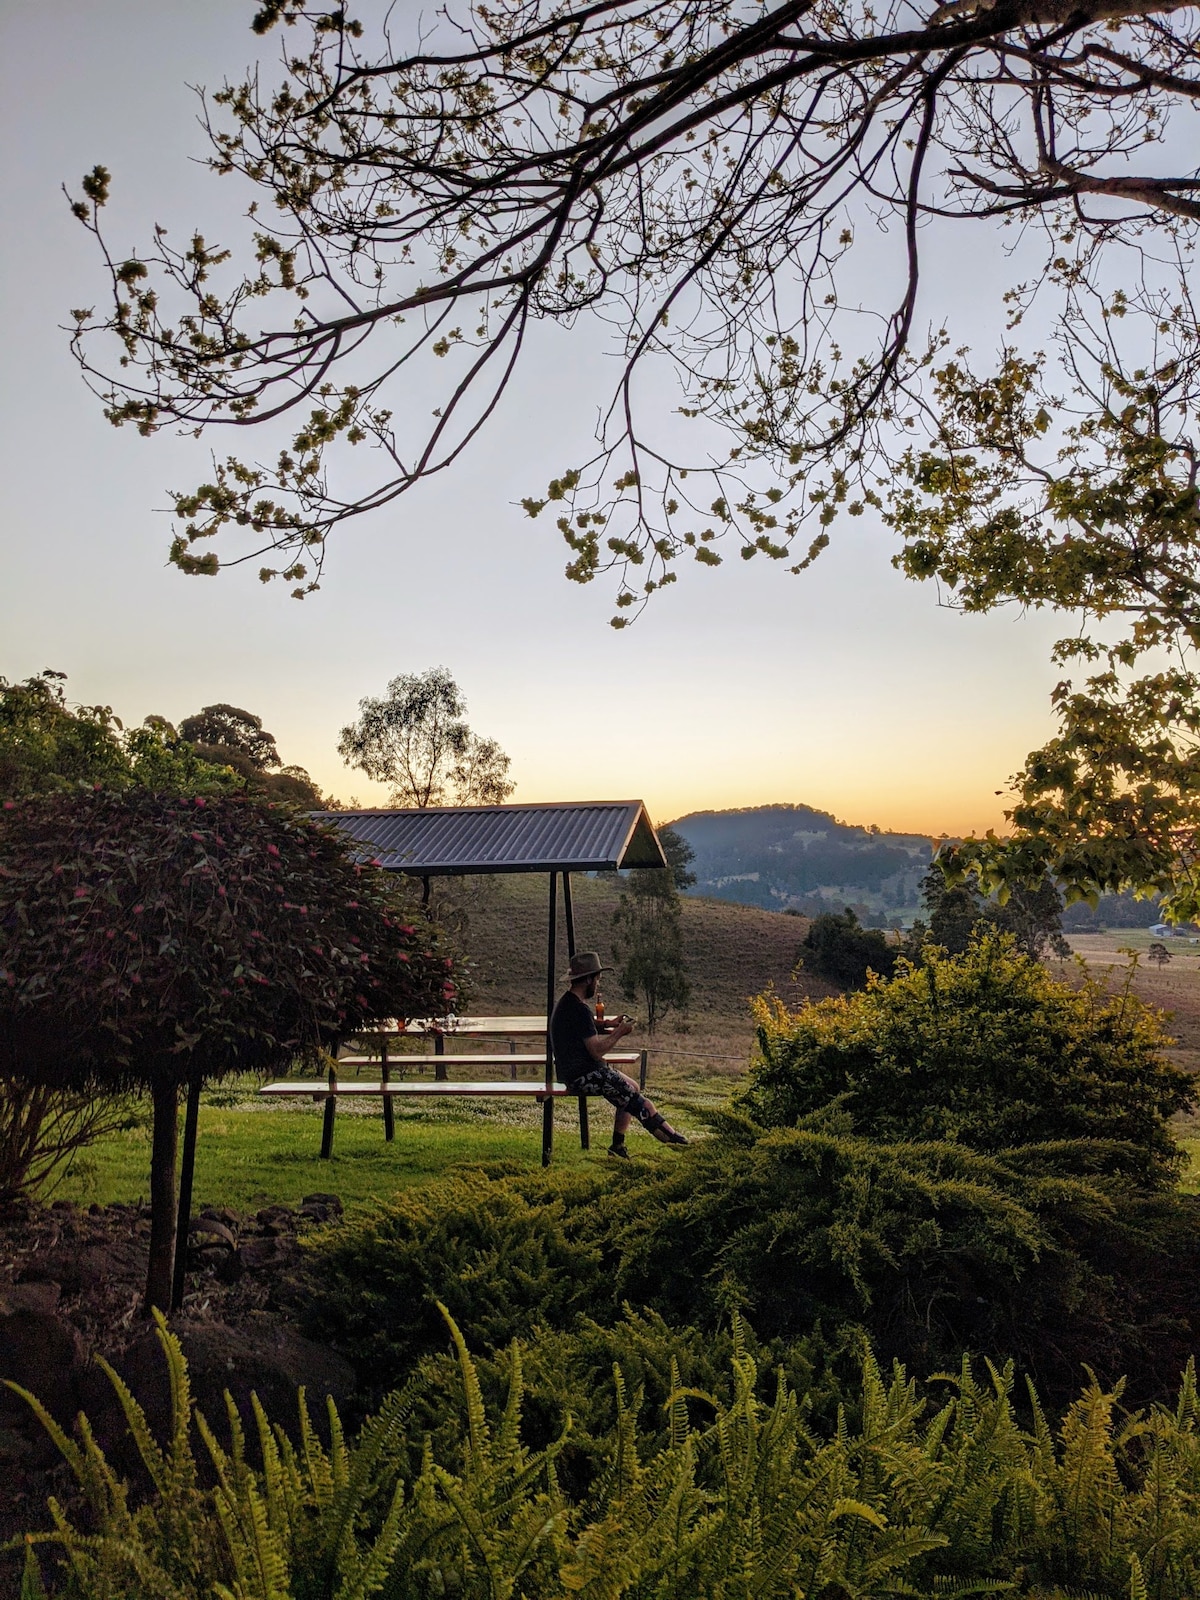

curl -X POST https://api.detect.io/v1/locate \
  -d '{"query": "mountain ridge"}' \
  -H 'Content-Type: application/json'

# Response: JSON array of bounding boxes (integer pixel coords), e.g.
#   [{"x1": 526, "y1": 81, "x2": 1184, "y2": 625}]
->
[{"x1": 667, "y1": 802, "x2": 937, "y2": 923}]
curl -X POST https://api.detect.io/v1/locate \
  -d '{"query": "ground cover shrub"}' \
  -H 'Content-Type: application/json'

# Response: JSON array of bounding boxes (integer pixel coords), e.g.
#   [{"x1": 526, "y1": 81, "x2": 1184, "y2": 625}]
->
[
  {"x1": 13, "y1": 1309, "x2": 1200, "y2": 1599},
  {"x1": 301, "y1": 1164, "x2": 612, "y2": 1392},
  {"x1": 603, "y1": 1110, "x2": 1200, "y2": 1405},
  {"x1": 744, "y1": 934, "x2": 1193, "y2": 1186},
  {"x1": 305, "y1": 1116, "x2": 1200, "y2": 1416},
  {"x1": 303, "y1": 936, "x2": 1200, "y2": 1427}
]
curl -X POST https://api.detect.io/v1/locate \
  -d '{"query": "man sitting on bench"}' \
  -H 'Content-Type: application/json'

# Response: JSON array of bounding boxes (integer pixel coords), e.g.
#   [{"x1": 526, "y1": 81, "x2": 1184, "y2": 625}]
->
[{"x1": 550, "y1": 951, "x2": 688, "y2": 1159}]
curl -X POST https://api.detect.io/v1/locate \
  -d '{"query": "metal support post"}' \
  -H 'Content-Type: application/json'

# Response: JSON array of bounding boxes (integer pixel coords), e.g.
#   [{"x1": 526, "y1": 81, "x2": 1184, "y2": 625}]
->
[
  {"x1": 563, "y1": 871, "x2": 576, "y2": 956},
  {"x1": 171, "y1": 1073, "x2": 202, "y2": 1311},
  {"x1": 434, "y1": 1029, "x2": 447, "y2": 1082},
  {"x1": 542, "y1": 871, "x2": 557, "y2": 1167},
  {"x1": 381, "y1": 1038, "x2": 394, "y2": 1142},
  {"x1": 639, "y1": 1049, "x2": 648, "y2": 1091},
  {"x1": 562, "y1": 871, "x2": 588, "y2": 1145}
]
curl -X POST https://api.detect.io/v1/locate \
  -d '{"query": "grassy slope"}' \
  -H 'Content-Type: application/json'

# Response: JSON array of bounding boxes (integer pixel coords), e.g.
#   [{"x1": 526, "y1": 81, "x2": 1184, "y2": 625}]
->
[{"x1": 55, "y1": 881, "x2": 823, "y2": 1211}]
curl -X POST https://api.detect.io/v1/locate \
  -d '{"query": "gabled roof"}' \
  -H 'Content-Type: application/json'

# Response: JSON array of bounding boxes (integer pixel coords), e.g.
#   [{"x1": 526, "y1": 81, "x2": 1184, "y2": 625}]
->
[{"x1": 311, "y1": 800, "x2": 666, "y2": 875}]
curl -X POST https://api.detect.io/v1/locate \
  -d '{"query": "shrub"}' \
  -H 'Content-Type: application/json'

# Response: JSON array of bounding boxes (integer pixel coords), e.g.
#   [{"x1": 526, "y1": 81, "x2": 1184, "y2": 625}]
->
[
  {"x1": 13, "y1": 1310, "x2": 1200, "y2": 1599},
  {"x1": 795, "y1": 907, "x2": 898, "y2": 989},
  {"x1": 0, "y1": 1081, "x2": 139, "y2": 1204},
  {"x1": 304, "y1": 1121, "x2": 1200, "y2": 1412},
  {"x1": 0, "y1": 789, "x2": 458, "y2": 1308},
  {"x1": 743, "y1": 933, "x2": 1193, "y2": 1185},
  {"x1": 301, "y1": 1164, "x2": 611, "y2": 1397},
  {"x1": 602, "y1": 1109, "x2": 1200, "y2": 1404}
]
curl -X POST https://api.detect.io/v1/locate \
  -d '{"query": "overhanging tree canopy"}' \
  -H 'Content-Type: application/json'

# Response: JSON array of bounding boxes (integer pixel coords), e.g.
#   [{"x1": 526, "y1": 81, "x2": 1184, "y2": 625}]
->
[
  {"x1": 66, "y1": 0, "x2": 1200, "y2": 905},
  {"x1": 69, "y1": 0, "x2": 1200, "y2": 609}
]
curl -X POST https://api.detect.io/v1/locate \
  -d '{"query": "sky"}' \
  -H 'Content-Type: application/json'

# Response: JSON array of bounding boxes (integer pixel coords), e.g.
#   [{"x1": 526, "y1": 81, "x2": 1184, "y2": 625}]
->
[{"x1": 0, "y1": 0, "x2": 1069, "y2": 837}]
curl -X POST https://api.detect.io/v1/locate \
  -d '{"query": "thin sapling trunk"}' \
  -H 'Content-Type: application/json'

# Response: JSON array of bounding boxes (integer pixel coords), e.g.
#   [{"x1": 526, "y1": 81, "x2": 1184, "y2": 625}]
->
[{"x1": 145, "y1": 1077, "x2": 179, "y2": 1314}]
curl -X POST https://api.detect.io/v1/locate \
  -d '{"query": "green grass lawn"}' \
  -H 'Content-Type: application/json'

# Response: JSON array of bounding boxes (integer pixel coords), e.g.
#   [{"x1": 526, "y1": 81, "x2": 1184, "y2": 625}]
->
[{"x1": 52, "y1": 1091, "x2": 692, "y2": 1214}]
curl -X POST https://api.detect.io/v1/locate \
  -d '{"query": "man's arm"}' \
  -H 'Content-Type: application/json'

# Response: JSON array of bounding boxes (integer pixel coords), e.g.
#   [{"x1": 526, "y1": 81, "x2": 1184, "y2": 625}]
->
[{"x1": 585, "y1": 1018, "x2": 634, "y2": 1061}]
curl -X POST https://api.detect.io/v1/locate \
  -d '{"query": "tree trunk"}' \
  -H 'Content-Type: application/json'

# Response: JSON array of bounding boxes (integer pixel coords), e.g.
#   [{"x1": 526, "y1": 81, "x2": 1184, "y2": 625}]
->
[{"x1": 145, "y1": 1077, "x2": 179, "y2": 1314}]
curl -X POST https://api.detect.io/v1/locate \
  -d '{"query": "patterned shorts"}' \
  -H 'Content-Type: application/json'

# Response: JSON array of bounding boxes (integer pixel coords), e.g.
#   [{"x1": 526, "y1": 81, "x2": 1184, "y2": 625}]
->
[{"x1": 568, "y1": 1062, "x2": 654, "y2": 1125}]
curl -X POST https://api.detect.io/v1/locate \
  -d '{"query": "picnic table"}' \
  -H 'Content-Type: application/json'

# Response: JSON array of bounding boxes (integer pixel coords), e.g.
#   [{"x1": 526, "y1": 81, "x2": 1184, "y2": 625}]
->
[{"x1": 260, "y1": 1016, "x2": 649, "y2": 1157}]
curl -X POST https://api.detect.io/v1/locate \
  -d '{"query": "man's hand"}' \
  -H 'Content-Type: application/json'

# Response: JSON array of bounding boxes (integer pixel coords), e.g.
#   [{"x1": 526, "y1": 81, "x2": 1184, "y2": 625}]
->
[{"x1": 585, "y1": 1013, "x2": 634, "y2": 1061}]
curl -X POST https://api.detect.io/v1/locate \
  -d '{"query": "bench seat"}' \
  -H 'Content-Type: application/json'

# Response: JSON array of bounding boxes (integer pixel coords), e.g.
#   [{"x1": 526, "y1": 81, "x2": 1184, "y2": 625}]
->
[
  {"x1": 260, "y1": 1080, "x2": 571, "y2": 1098},
  {"x1": 329, "y1": 1052, "x2": 641, "y2": 1071},
  {"x1": 258, "y1": 1052, "x2": 646, "y2": 1158}
]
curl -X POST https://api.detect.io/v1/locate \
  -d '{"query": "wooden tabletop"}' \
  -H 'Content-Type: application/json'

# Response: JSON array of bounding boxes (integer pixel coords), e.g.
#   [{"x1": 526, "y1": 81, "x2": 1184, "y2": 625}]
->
[{"x1": 368, "y1": 1015, "x2": 549, "y2": 1037}]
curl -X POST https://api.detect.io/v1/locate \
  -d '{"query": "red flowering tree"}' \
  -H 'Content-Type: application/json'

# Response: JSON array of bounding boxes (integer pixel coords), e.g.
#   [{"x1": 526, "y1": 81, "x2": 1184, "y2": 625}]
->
[{"x1": 0, "y1": 788, "x2": 457, "y2": 1309}]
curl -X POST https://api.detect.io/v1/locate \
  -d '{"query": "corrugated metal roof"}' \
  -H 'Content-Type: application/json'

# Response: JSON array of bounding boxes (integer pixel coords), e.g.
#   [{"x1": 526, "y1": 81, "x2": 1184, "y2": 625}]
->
[{"x1": 311, "y1": 801, "x2": 667, "y2": 875}]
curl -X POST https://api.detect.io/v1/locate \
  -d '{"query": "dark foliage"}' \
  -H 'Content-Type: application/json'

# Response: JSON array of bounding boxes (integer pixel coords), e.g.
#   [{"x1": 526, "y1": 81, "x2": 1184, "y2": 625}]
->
[
  {"x1": 795, "y1": 908, "x2": 897, "y2": 989},
  {"x1": 306, "y1": 935, "x2": 1200, "y2": 1413},
  {"x1": 604, "y1": 1112, "x2": 1200, "y2": 1406},
  {"x1": 305, "y1": 1123, "x2": 1200, "y2": 1416},
  {"x1": 0, "y1": 789, "x2": 456, "y2": 1092},
  {"x1": 177, "y1": 704, "x2": 281, "y2": 769},
  {"x1": 179, "y1": 702, "x2": 325, "y2": 805},
  {"x1": 0, "y1": 787, "x2": 457, "y2": 1306},
  {"x1": 302, "y1": 1165, "x2": 610, "y2": 1393},
  {"x1": 920, "y1": 860, "x2": 1070, "y2": 960},
  {"x1": 187, "y1": 742, "x2": 323, "y2": 808}
]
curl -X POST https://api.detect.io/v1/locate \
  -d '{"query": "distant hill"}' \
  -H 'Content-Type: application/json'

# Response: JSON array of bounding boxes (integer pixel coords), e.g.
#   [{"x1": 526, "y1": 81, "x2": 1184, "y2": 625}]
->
[{"x1": 669, "y1": 804, "x2": 935, "y2": 922}]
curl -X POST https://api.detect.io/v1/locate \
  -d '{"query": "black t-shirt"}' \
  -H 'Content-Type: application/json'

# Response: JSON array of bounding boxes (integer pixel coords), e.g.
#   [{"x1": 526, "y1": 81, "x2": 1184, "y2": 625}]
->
[{"x1": 550, "y1": 989, "x2": 597, "y2": 1086}]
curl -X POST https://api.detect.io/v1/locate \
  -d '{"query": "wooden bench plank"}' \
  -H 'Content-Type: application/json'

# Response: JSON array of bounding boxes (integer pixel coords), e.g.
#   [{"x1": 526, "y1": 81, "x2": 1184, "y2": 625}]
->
[
  {"x1": 260, "y1": 1080, "x2": 572, "y2": 1098},
  {"x1": 332, "y1": 1052, "x2": 640, "y2": 1069},
  {"x1": 376, "y1": 1016, "x2": 549, "y2": 1036}
]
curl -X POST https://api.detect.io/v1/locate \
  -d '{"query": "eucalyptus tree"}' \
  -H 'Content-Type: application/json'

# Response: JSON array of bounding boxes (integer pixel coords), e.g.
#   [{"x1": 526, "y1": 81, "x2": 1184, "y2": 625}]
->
[{"x1": 339, "y1": 666, "x2": 514, "y2": 808}]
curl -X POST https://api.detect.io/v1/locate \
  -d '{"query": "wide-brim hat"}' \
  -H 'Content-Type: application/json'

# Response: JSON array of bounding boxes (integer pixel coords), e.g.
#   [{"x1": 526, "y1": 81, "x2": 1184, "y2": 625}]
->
[{"x1": 566, "y1": 951, "x2": 610, "y2": 982}]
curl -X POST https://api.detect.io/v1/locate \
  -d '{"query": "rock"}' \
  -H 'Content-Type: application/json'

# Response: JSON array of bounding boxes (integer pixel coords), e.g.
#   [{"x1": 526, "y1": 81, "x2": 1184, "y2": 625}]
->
[
  {"x1": 199, "y1": 1206, "x2": 240, "y2": 1229},
  {"x1": 99, "y1": 1316, "x2": 356, "y2": 1463},
  {"x1": 239, "y1": 1238, "x2": 282, "y2": 1271},
  {"x1": 239, "y1": 1236, "x2": 301, "y2": 1272},
  {"x1": 255, "y1": 1204, "x2": 297, "y2": 1236},
  {"x1": 191, "y1": 1246, "x2": 233, "y2": 1273},
  {"x1": 0, "y1": 1282, "x2": 87, "y2": 1442},
  {"x1": 0, "y1": 1281, "x2": 60, "y2": 1316},
  {"x1": 214, "y1": 1252, "x2": 244, "y2": 1285},
  {"x1": 300, "y1": 1193, "x2": 343, "y2": 1222},
  {"x1": 188, "y1": 1218, "x2": 237, "y2": 1250},
  {"x1": 16, "y1": 1254, "x2": 61, "y2": 1286},
  {"x1": 27, "y1": 1244, "x2": 116, "y2": 1295}
]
